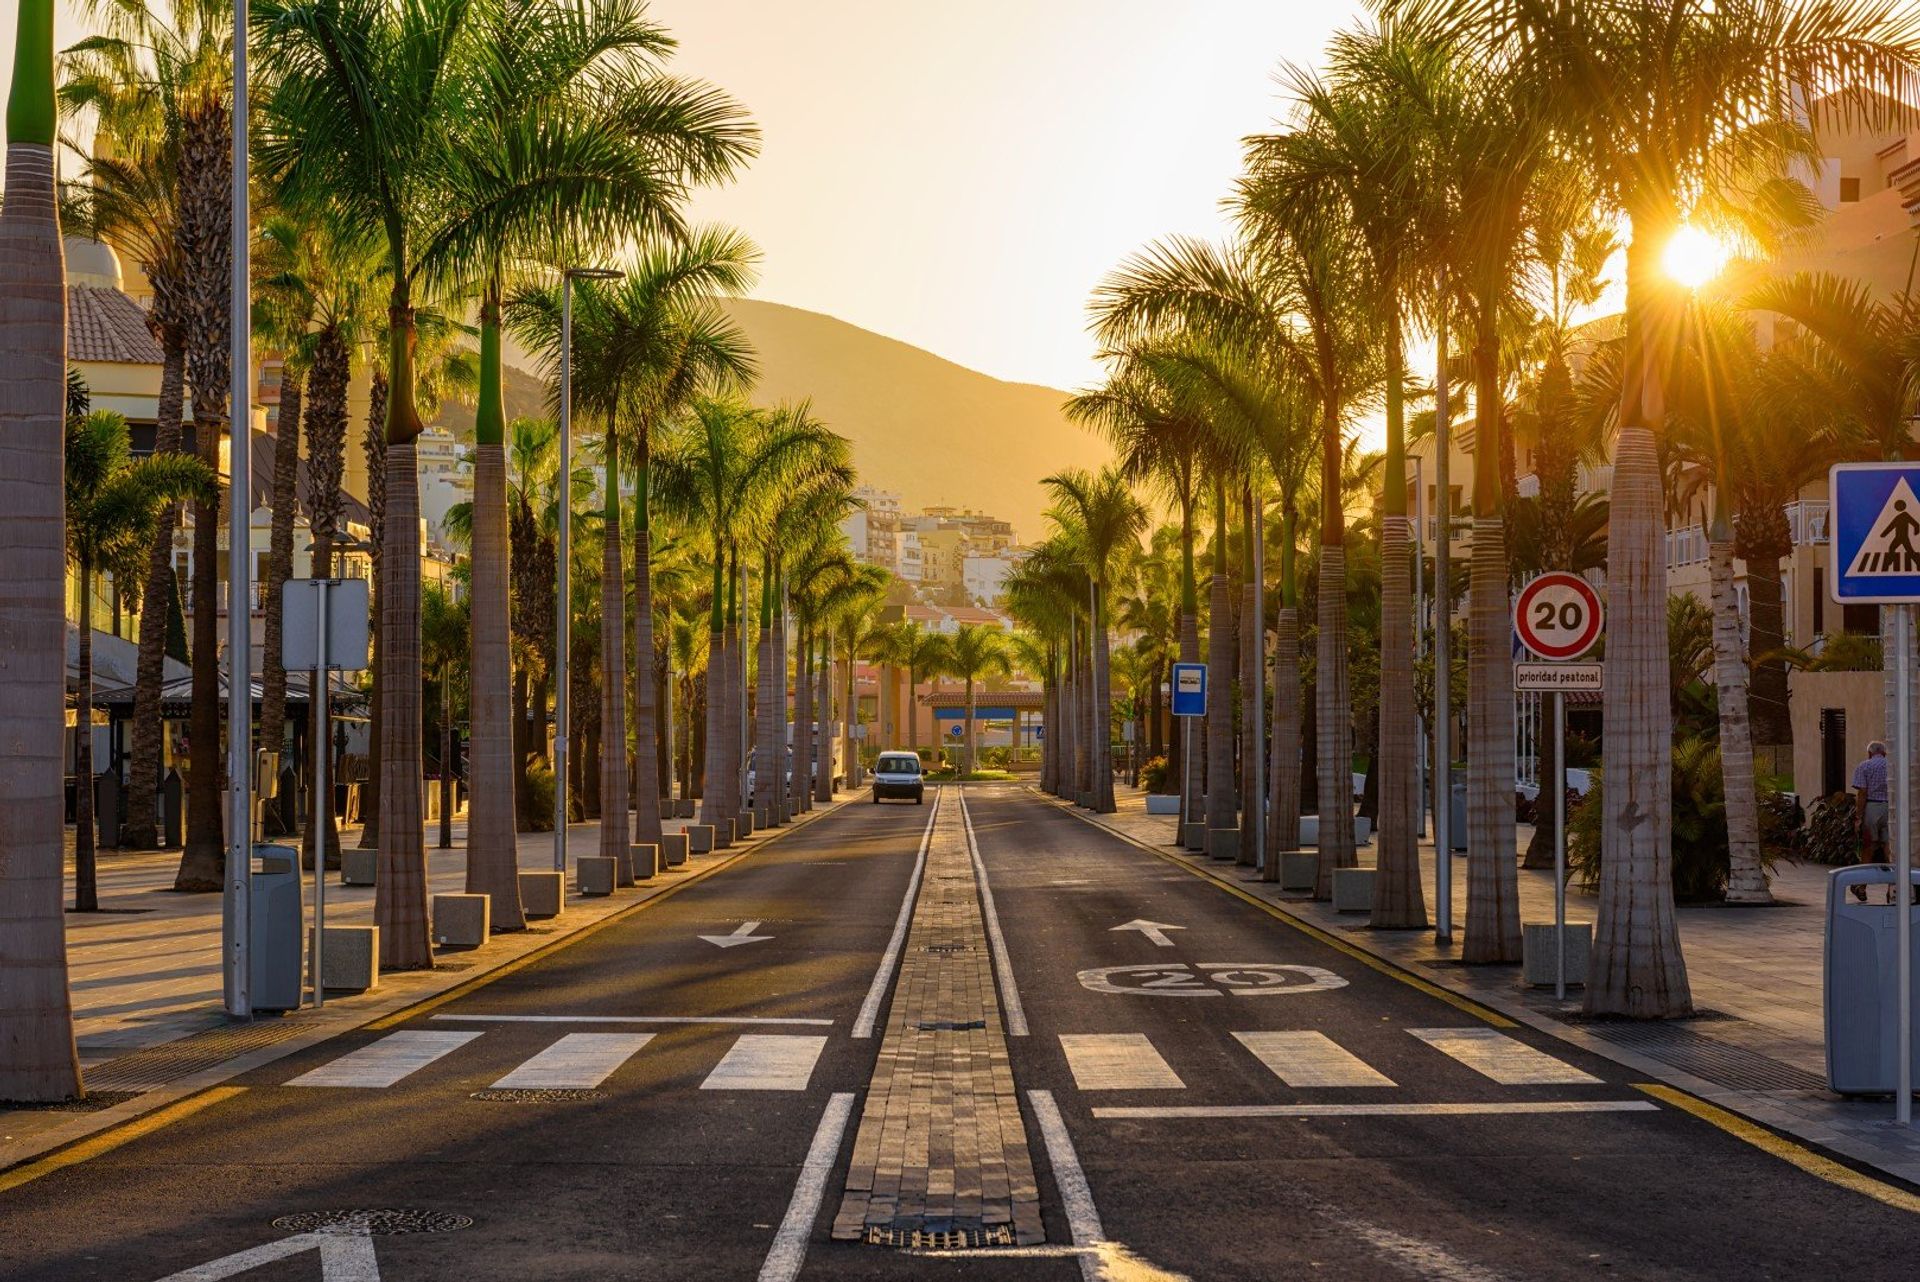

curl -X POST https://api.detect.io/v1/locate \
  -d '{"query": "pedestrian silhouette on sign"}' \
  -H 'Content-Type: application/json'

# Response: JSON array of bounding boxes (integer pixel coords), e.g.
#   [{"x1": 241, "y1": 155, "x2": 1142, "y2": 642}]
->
[{"x1": 1876, "y1": 499, "x2": 1920, "y2": 572}]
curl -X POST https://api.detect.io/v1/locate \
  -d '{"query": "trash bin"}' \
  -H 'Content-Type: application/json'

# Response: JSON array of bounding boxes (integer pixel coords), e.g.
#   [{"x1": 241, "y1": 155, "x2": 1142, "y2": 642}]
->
[
  {"x1": 1448, "y1": 782, "x2": 1468, "y2": 852},
  {"x1": 1824, "y1": 864, "x2": 1920, "y2": 1096},
  {"x1": 249, "y1": 844, "x2": 303, "y2": 1011}
]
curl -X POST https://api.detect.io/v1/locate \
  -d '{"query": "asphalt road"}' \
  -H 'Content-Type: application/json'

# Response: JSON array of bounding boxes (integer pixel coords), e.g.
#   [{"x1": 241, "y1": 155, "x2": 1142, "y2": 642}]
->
[{"x1": 4, "y1": 783, "x2": 1919, "y2": 1282}]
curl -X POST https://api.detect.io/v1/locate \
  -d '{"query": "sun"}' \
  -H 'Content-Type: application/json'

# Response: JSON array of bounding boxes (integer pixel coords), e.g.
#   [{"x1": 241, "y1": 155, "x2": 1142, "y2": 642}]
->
[{"x1": 1662, "y1": 224, "x2": 1732, "y2": 290}]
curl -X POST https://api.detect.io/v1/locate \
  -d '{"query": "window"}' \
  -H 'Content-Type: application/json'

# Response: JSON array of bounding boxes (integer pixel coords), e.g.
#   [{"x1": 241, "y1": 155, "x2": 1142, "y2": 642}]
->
[
  {"x1": 1840, "y1": 176, "x2": 1861, "y2": 203},
  {"x1": 1813, "y1": 568, "x2": 1825, "y2": 636},
  {"x1": 1821, "y1": 709, "x2": 1848, "y2": 799},
  {"x1": 1842, "y1": 603, "x2": 1879, "y2": 635}
]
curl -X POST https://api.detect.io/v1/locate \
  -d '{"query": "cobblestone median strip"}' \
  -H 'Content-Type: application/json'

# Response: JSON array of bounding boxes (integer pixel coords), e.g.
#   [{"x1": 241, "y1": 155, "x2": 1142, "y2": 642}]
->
[{"x1": 833, "y1": 787, "x2": 1045, "y2": 1248}]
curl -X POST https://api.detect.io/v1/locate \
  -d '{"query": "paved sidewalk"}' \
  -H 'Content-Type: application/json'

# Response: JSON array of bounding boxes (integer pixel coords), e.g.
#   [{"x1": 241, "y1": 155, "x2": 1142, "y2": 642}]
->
[{"x1": 1066, "y1": 786, "x2": 1920, "y2": 1189}]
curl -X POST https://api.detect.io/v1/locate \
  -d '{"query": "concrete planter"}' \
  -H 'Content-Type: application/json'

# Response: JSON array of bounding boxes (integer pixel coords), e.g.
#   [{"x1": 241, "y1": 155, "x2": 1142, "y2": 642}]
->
[
  {"x1": 1144, "y1": 794, "x2": 1181, "y2": 815},
  {"x1": 685, "y1": 824, "x2": 715, "y2": 855},
  {"x1": 660, "y1": 832, "x2": 689, "y2": 867},
  {"x1": 578, "y1": 855, "x2": 617, "y2": 897},
  {"x1": 1523, "y1": 921, "x2": 1592, "y2": 988},
  {"x1": 518, "y1": 871, "x2": 564, "y2": 919},
  {"x1": 309, "y1": 925, "x2": 378, "y2": 992},
  {"x1": 1332, "y1": 867, "x2": 1375, "y2": 913},
  {"x1": 1296, "y1": 814, "x2": 1374, "y2": 848},
  {"x1": 715, "y1": 818, "x2": 736, "y2": 849},
  {"x1": 432, "y1": 893, "x2": 491, "y2": 948},
  {"x1": 1279, "y1": 851, "x2": 1318, "y2": 893},
  {"x1": 1208, "y1": 828, "x2": 1239, "y2": 862},
  {"x1": 1181, "y1": 821, "x2": 1207, "y2": 851},
  {"x1": 737, "y1": 810, "x2": 756, "y2": 839},
  {"x1": 631, "y1": 843, "x2": 660, "y2": 880},
  {"x1": 677, "y1": 799, "x2": 696, "y2": 819},
  {"x1": 754, "y1": 805, "x2": 771, "y2": 830},
  {"x1": 341, "y1": 848, "x2": 377, "y2": 886}
]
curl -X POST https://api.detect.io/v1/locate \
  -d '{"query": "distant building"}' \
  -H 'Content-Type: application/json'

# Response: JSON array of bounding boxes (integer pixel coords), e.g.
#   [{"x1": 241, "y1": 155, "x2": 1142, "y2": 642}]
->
[{"x1": 964, "y1": 546, "x2": 1030, "y2": 606}]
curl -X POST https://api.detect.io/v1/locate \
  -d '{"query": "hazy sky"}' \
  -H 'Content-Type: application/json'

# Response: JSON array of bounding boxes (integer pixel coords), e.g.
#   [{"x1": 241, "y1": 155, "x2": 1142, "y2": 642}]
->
[{"x1": 8, "y1": 0, "x2": 1368, "y2": 389}]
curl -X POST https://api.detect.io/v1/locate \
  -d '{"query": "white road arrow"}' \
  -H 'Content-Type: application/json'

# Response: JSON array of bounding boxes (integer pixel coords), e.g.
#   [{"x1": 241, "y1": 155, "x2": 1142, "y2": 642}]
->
[
  {"x1": 1110, "y1": 919, "x2": 1184, "y2": 948},
  {"x1": 700, "y1": 920, "x2": 773, "y2": 949}
]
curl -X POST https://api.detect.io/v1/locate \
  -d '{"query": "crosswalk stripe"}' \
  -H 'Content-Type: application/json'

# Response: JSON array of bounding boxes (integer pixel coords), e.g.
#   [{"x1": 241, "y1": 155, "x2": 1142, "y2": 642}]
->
[
  {"x1": 700, "y1": 1035, "x2": 828, "y2": 1091},
  {"x1": 1234, "y1": 1030, "x2": 1396, "y2": 1087},
  {"x1": 1059, "y1": 1034, "x2": 1185, "y2": 1090},
  {"x1": 288, "y1": 1031, "x2": 482, "y2": 1088},
  {"x1": 1408, "y1": 1027, "x2": 1599, "y2": 1085},
  {"x1": 490, "y1": 1033, "x2": 655, "y2": 1089}
]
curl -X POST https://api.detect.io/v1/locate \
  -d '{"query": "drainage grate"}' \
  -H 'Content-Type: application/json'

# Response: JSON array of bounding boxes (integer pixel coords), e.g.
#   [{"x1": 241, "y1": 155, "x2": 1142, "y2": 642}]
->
[
  {"x1": 468, "y1": 1088, "x2": 607, "y2": 1103},
  {"x1": 1575, "y1": 1019, "x2": 1826, "y2": 1092},
  {"x1": 1, "y1": 1090, "x2": 141, "y2": 1113},
  {"x1": 88, "y1": 1021, "x2": 310, "y2": 1093},
  {"x1": 430, "y1": 961, "x2": 480, "y2": 972},
  {"x1": 923, "y1": 943, "x2": 973, "y2": 953},
  {"x1": 915, "y1": 1020, "x2": 986, "y2": 1032},
  {"x1": 867, "y1": 1224, "x2": 1014, "y2": 1250},
  {"x1": 272, "y1": 1210, "x2": 472, "y2": 1236}
]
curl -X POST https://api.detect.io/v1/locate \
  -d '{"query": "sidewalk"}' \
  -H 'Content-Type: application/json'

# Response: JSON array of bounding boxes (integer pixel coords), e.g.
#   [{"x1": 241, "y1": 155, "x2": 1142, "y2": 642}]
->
[
  {"x1": 1068, "y1": 786, "x2": 1920, "y2": 1189},
  {"x1": 3, "y1": 797, "x2": 845, "y2": 1165}
]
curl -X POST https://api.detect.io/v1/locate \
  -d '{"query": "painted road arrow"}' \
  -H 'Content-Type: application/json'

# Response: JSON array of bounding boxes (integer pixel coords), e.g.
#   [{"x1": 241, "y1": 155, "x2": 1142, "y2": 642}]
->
[
  {"x1": 699, "y1": 920, "x2": 773, "y2": 949},
  {"x1": 1110, "y1": 919, "x2": 1185, "y2": 948}
]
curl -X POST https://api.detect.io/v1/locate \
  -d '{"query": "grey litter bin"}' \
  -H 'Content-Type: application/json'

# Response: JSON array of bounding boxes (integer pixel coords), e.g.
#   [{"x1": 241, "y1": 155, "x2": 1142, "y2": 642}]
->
[
  {"x1": 249, "y1": 844, "x2": 303, "y2": 1011},
  {"x1": 1823, "y1": 864, "x2": 1920, "y2": 1096}
]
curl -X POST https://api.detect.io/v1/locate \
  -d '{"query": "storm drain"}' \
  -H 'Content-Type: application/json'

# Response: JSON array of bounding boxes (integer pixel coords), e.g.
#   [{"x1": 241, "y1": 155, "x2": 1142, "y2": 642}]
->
[
  {"x1": 1575, "y1": 1018, "x2": 1826, "y2": 1092},
  {"x1": 271, "y1": 1210, "x2": 472, "y2": 1236},
  {"x1": 922, "y1": 943, "x2": 973, "y2": 953},
  {"x1": 866, "y1": 1225, "x2": 1014, "y2": 1250},
  {"x1": 1, "y1": 1090, "x2": 140, "y2": 1113},
  {"x1": 87, "y1": 1021, "x2": 310, "y2": 1092},
  {"x1": 468, "y1": 1088, "x2": 607, "y2": 1103},
  {"x1": 915, "y1": 1019, "x2": 987, "y2": 1032}
]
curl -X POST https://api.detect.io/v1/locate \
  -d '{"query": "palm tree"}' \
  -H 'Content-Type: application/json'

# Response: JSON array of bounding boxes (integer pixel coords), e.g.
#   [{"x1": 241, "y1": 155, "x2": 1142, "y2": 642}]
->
[
  {"x1": 1409, "y1": 0, "x2": 1920, "y2": 1014},
  {"x1": 66, "y1": 405, "x2": 218, "y2": 911},
  {"x1": 0, "y1": 0, "x2": 84, "y2": 1104},
  {"x1": 1004, "y1": 539, "x2": 1086, "y2": 797},
  {"x1": 943, "y1": 624, "x2": 1011, "y2": 776},
  {"x1": 788, "y1": 542, "x2": 856, "y2": 809},
  {"x1": 421, "y1": 581, "x2": 470, "y2": 850},
  {"x1": 1042, "y1": 466, "x2": 1146, "y2": 813}
]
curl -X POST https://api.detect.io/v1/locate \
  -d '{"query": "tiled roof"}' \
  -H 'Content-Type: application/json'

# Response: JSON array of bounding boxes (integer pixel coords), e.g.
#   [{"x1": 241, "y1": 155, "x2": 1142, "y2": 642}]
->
[
  {"x1": 68, "y1": 285, "x2": 164, "y2": 365},
  {"x1": 249, "y1": 431, "x2": 373, "y2": 529}
]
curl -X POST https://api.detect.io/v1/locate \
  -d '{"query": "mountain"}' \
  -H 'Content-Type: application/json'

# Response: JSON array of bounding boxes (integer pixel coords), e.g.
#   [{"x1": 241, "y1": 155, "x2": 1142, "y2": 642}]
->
[{"x1": 711, "y1": 299, "x2": 1108, "y2": 541}]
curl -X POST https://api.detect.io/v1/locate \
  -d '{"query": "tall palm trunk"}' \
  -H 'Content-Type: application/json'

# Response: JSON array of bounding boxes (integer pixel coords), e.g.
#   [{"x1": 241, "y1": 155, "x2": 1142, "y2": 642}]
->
[
  {"x1": 1708, "y1": 525, "x2": 1769, "y2": 902},
  {"x1": 75, "y1": 555, "x2": 99, "y2": 910},
  {"x1": 124, "y1": 332, "x2": 187, "y2": 850},
  {"x1": 794, "y1": 618, "x2": 812, "y2": 813},
  {"x1": 843, "y1": 637, "x2": 858, "y2": 787},
  {"x1": 772, "y1": 573, "x2": 789, "y2": 822},
  {"x1": 631, "y1": 433, "x2": 663, "y2": 845},
  {"x1": 302, "y1": 331, "x2": 348, "y2": 867},
  {"x1": 964, "y1": 675, "x2": 979, "y2": 775},
  {"x1": 1374, "y1": 312, "x2": 1424, "y2": 925},
  {"x1": 1177, "y1": 490, "x2": 1201, "y2": 837},
  {"x1": 259, "y1": 366, "x2": 303, "y2": 831},
  {"x1": 358, "y1": 372, "x2": 388, "y2": 849},
  {"x1": 1238, "y1": 491, "x2": 1259, "y2": 865},
  {"x1": 0, "y1": 40, "x2": 84, "y2": 1095},
  {"x1": 1266, "y1": 581, "x2": 1303, "y2": 881},
  {"x1": 1464, "y1": 323, "x2": 1520, "y2": 963},
  {"x1": 755, "y1": 562, "x2": 776, "y2": 818},
  {"x1": 815, "y1": 631, "x2": 832, "y2": 801},
  {"x1": 599, "y1": 433, "x2": 631, "y2": 883},
  {"x1": 1315, "y1": 398, "x2": 1355, "y2": 897},
  {"x1": 1206, "y1": 496, "x2": 1238, "y2": 854}
]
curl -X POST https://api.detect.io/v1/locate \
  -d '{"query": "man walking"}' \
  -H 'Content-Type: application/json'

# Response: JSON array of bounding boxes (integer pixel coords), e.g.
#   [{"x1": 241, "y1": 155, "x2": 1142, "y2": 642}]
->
[{"x1": 1852, "y1": 740, "x2": 1891, "y2": 902}]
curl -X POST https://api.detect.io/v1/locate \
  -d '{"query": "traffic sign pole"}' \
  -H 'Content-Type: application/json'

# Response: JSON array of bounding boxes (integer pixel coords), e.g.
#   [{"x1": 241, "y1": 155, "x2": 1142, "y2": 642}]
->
[
  {"x1": 1554, "y1": 690, "x2": 1567, "y2": 1001},
  {"x1": 1898, "y1": 604, "x2": 1913, "y2": 1127}
]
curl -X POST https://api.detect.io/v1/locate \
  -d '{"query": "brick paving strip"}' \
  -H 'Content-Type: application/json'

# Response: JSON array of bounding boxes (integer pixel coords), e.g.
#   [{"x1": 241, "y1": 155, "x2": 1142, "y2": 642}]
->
[{"x1": 833, "y1": 787, "x2": 1045, "y2": 1248}]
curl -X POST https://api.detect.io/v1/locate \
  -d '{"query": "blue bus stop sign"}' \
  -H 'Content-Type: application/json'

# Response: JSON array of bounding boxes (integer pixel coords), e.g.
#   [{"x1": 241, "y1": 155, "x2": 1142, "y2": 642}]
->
[
  {"x1": 1171, "y1": 662, "x2": 1207, "y2": 717},
  {"x1": 1831, "y1": 463, "x2": 1920, "y2": 603}
]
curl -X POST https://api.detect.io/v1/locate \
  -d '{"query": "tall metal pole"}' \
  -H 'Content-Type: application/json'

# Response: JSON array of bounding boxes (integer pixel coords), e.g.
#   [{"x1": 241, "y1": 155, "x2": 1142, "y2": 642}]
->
[
  {"x1": 1897, "y1": 604, "x2": 1913, "y2": 1127},
  {"x1": 224, "y1": 0, "x2": 254, "y2": 1019},
  {"x1": 312, "y1": 582, "x2": 328, "y2": 1009},
  {"x1": 1252, "y1": 499, "x2": 1266, "y2": 869},
  {"x1": 554, "y1": 275, "x2": 573, "y2": 874},
  {"x1": 1553, "y1": 690, "x2": 1567, "y2": 1001},
  {"x1": 1414, "y1": 457, "x2": 1427, "y2": 839},
  {"x1": 1433, "y1": 302, "x2": 1453, "y2": 944}
]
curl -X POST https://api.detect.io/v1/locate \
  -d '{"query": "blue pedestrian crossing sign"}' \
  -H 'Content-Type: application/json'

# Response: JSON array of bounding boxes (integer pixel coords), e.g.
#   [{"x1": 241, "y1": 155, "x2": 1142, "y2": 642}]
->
[
  {"x1": 1171, "y1": 662, "x2": 1207, "y2": 717},
  {"x1": 1831, "y1": 463, "x2": 1920, "y2": 603}
]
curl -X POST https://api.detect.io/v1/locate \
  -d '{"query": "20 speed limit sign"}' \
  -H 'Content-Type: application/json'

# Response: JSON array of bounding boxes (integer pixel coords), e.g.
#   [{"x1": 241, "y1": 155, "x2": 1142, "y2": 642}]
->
[{"x1": 1513, "y1": 572, "x2": 1603, "y2": 660}]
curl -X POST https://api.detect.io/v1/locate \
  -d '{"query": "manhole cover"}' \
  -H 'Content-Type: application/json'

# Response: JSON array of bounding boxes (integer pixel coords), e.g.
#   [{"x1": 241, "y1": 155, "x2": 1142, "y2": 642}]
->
[
  {"x1": 271, "y1": 1210, "x2": 472, "y2": 1236},
  {"x1": 469, "y1": 1088, "x2": 607, "y2": 1103},
  {"x1": 867, "y1": 1225, "x2": 1013, "y2": 1249},
  {"x1": 915, "y1": 1020, "x2": 986, "y2": 1032},
  {"x1": 923, "y1": 943, "x2": 972, "y2": 953}
]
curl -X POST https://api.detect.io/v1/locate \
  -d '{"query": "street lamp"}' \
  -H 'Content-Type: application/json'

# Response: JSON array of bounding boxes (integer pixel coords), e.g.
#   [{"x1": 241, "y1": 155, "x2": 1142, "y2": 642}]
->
[
  {"x1": 554, "y1": 266, "x2": 622, "y2": 875},
  {"x1": 226, "y1": 1, "x2": 255, "y2": 1017}
]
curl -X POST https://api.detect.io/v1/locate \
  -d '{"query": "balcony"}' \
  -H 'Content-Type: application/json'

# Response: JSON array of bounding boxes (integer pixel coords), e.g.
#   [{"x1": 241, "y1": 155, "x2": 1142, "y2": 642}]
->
[{"x1": 1786, "y1": 500, "x2": 1829, "y2": 546}]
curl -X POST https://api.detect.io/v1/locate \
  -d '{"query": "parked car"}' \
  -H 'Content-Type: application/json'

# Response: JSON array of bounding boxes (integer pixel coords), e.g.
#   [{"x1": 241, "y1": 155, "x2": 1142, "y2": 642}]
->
[{"x1": 872, "y1": 751, "x2": 925, "y2": 805}]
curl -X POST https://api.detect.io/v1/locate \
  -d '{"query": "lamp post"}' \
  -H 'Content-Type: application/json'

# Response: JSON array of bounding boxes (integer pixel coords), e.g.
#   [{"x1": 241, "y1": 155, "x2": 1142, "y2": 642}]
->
[
  {"x1": 225, "y1": 0, "x2": 254, "y2": 1018},
  {"x1": 553, "y1": 266, "x2": 622, "y2": 875}
]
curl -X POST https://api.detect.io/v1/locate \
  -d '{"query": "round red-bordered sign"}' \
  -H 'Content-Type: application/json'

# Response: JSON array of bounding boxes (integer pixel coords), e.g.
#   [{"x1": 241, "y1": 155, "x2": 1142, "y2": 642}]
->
[{"x1": 1513, "y1": 572, "x2": 1603, "y2": 660}]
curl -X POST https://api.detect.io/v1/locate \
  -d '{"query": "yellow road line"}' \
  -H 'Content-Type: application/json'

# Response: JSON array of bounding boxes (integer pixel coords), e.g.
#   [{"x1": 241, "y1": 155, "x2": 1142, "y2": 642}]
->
[
  {"x1": 1038, "y1": 791, "x2": 1515, "y2": 1028},
  {"x1": 0, "y1": 1086, "x2": 246, "y2": 1194},
  {"x1": 1635, "y1": 1083, "x2": 1920, "y2": 1215}
]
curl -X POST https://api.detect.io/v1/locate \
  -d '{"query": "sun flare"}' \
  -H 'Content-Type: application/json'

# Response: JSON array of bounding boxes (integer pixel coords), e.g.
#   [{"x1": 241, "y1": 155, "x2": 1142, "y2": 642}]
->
[{"x1": 1662, "y1": 224, "x2": 1732, "y2": 290}]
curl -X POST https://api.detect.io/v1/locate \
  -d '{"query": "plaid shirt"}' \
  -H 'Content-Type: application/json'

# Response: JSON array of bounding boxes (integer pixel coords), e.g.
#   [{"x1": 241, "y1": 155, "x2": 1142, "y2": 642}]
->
[{"x1": 1853, "y1": 754, "x2": 1890, "y2": 804}]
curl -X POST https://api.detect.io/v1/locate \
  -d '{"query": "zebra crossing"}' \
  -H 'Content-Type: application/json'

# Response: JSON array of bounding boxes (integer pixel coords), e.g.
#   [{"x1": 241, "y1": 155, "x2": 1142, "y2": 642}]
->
[
  {"x1": 284, "y1": 1028, "x2": 829, "y2": 1093},
  {"x1": 1057, "y1": 1026, "x2": 1605, "y2": 1095}
]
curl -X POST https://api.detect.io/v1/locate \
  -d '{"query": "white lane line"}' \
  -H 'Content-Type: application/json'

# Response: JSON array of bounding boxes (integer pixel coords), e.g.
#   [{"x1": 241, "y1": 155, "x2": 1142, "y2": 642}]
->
[
  {"x1": 701, "y1": 1034, "x2": 829, "y2": 1091},
  {"x1": 1059, "y1": 1034, "x2": 1185, "y2": 1091},
  {"x1": 1233, "y1": 1031, "x2": 1396, "y2": 1087},
  {"x1": 757, "y1": 1092, "x2": 856, "y2": 1282},
  {"x1": 1408, "y1": 1027, "x2": 1600, "y2": 1086},
  {"x1": 961, "y1": 787, "x2": 1027, "y2": 1036},
  {"x1": 431, "y1": 1014, "x2": 835, "y2": 1026},
  {"x1": 1029, "y1": 1089, "x2": 1104, "y2": 1282},
  {"x1": 852, "y1": 788, "x2": 940, "y2": 1038},
  {"x1": 1091, "y1": 1101, "x2": 1658, "y2": 1120},
  {"x1": 490, "y1": 1033, "x2": 654, "y2": 1089},
  {"x1": 288, "y1": 1031, "x2": 481, "y2": 1088}
]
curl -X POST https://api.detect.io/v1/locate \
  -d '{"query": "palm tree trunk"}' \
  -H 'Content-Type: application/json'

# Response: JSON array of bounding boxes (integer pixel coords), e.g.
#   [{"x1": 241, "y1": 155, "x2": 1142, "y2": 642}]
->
[
  {"x1": 1266, "y1": 604, "x2": 1302, "y2": 880},
  {"x1": 1206, "y1": 514, "x2": 1238, "y2": 853},
  {"x1": 465, "y1": 441, "x2": 522, "y2": 924},
  {"x1": 1314, "y1": 546, "x2": 1355, "y2": 897},
  {"x1": 0, "y1": 97, "x2": 84, "y2": 1099},
  {"x1": 437, "y1": 674, "x2": 453, "y2": 849},
  {"x1": 632, "y1": 521, "x2": 663, "y2": 845},
  {"x1": 1743, "y1": 545, "x2": 1793, "y2": 772},
  {"x1": 1238, "y1": 569, "x2": 1258, "y2": 867},
  {"x1": 375, "y1": 430, "x2": 431, "y2": 970},
  {"x1": 816, "y1": 632, "x2": 833, "y2": 801},
  {"x1": 844, "y1": 640, "x2": 858, "y2": 787},
  {"x1": 1708, "y1": 531, "x2": 1770, "y2": 902},
  {"x1": 599, "y1": 434, "x2": 631, "y2": 883},
  {"x1": 76, "y1": 554, "x2": 99, "y2": 912},
  {"x1": 965, "y1": 676, "x2": 978, "y2": 775},
  {"x1": 1373, "y1": 512, "x2": 1426, "y2": 926},
  {"x1": 123, "y1": 335, "x2": 187, "y2": 851},
  {"x1": 259, "y1": 366, "x2": 303, "y2": 831},
  {"x1": 794, "y1": 619, "x2": 812, "y2": 813},
  {"x1": 175, "y1": 423, "x2": 225, "y2": 891},
  {"x1": 1093, "y1": 581, "x2": 1116, "y2": 813},
  {"x1": 358, "y1": 373, "x2": 388, "y2": 849}
]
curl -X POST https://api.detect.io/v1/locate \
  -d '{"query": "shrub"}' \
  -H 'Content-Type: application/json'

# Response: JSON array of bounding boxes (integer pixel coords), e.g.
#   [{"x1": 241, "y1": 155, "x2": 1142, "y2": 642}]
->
[
  {"x1": 1141, "y1": 755, "x2": 1171, "y2": 794},
  {"x1": 1804, "y1": 793, "x2": 1862, "y2": 866},
  {"x1": 1567, "y1": 735, "x2": 1788, "y2": 902},
  {"x1": 524, "y1": 761, "x2": 555, "y2": 833}
]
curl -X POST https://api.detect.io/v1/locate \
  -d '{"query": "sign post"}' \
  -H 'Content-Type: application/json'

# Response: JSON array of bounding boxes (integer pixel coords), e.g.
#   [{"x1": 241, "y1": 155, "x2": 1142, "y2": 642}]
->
[
  {"x1": 1171, "y1": 663, "x2": 1207, "y2": 845},
  {"x1": 1514, "y1": 572, "x2": 1604, "y2": 1001},
  {"x1": 283, "y1": 577, "x2": 370, "y2": 1010},
  {"x1": 1830, "y1": 462, "x2": 1920, "y2": 1127}
]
